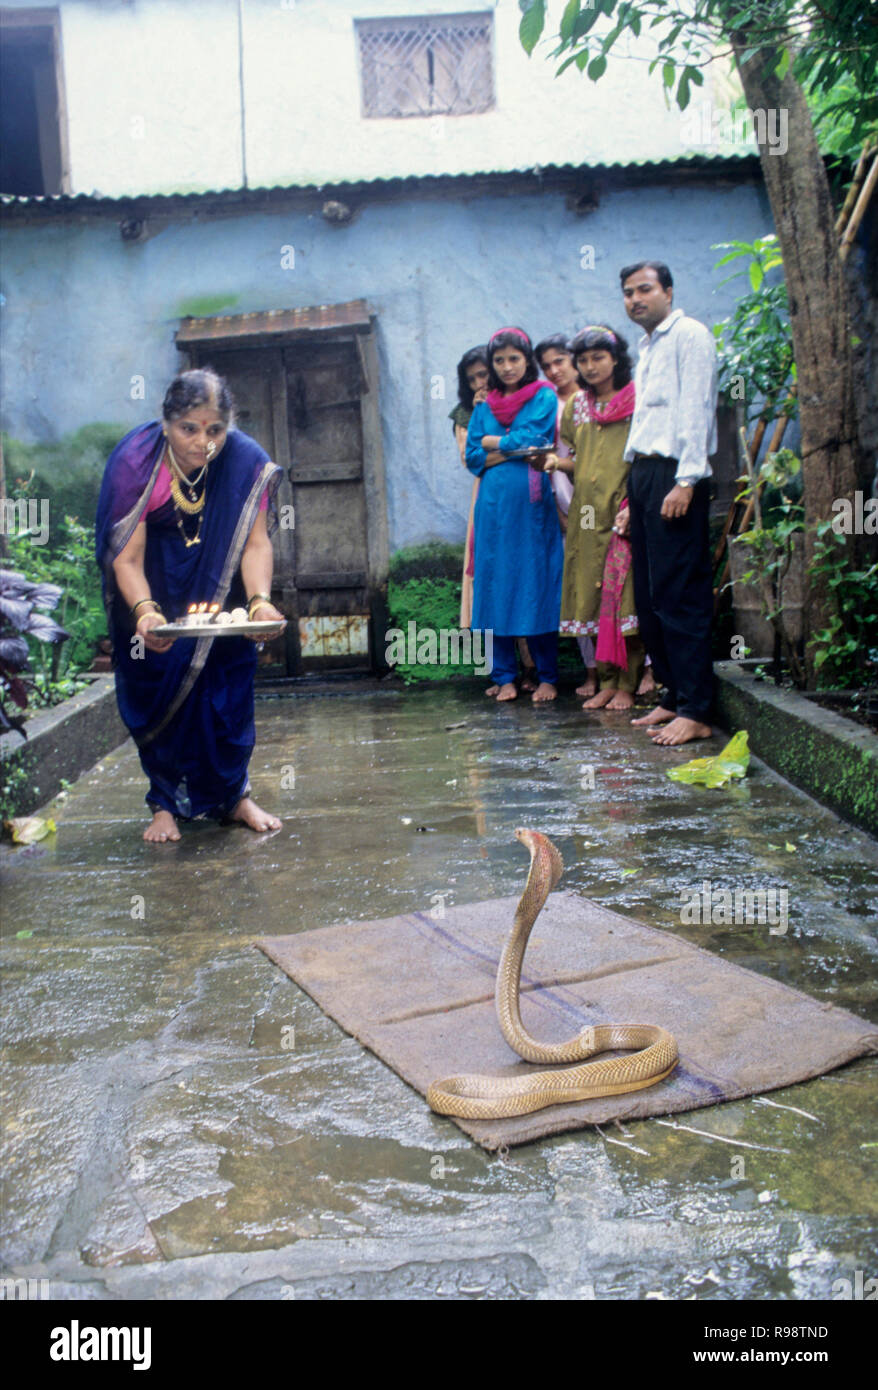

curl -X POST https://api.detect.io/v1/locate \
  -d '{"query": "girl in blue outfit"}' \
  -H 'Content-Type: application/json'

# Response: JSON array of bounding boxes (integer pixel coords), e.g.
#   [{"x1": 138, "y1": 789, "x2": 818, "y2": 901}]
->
[{"x1": 465, "y1": 327, "x2": 563, "y2": 702}]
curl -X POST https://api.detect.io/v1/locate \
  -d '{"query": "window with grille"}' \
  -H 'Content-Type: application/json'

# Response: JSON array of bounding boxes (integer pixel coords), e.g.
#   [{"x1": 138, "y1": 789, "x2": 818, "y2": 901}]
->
[{"x1": 357, "y1": 13, "x2": 494, "y2": 119}]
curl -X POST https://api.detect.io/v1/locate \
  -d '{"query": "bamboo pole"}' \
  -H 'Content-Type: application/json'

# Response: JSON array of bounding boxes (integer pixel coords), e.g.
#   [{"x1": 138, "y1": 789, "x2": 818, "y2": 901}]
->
[
  {"x1": 713, "y1": 397, "x2": 796, "y2": 610},
  {"x1": 712, "y1": 407, "x2": 774, "y2": 570},
  {"x1": 835, "y1": 142, "x2": 873, "y2": 237},
  {"x1": 839, "y1": 152, "x2": 878, "y2": 263}
]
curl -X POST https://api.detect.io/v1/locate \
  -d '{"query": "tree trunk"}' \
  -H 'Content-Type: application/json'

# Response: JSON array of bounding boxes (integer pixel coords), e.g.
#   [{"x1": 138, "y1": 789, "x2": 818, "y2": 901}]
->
[{"x1": 730, "y1": 34, "x2": 862, "y2": 685}]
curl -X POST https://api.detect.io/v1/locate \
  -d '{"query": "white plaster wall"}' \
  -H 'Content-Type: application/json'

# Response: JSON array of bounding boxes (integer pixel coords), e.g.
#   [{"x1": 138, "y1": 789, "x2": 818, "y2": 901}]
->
[{"x1": 3, "y1": 0, "x2": 739, "y2": 197}]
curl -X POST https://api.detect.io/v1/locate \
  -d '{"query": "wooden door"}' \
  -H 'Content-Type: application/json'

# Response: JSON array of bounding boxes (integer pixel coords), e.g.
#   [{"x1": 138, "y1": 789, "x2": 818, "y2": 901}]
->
[
  {"x1": 186, "y1": 339, "x2": 374, "y2": 675},
  {"x1": 283, "y1": 338, "x2": 372, "y2": 672}
]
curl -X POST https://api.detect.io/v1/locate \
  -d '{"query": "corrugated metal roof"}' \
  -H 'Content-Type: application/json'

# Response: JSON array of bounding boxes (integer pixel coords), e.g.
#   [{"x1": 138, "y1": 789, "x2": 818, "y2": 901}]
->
[
  {"x1": 176, "y1": 300, "x2": 372, "y2": 342},
  {"x1": 0, "y1": 151, "x2": 760, "y2": 213}
]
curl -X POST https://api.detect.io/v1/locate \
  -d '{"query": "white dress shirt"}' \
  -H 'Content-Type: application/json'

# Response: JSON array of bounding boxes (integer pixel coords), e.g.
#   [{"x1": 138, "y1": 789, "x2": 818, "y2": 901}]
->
[{"x1": 624, "y1": 308, "x2": 718, "y2": 483}]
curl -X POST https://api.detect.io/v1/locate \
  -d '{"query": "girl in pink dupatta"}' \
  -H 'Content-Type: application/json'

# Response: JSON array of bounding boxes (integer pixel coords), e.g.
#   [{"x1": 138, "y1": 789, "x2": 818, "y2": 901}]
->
[{"x1": 544, "y1": 326, "x2": 647, "y2": 710}]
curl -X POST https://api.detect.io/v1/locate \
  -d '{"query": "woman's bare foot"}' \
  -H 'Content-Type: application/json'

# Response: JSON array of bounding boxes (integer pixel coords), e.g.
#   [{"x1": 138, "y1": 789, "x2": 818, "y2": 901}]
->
[
  {"x1": 230, "y1": 797, "x2": 282, "y2": 832},
  {"x1": 496, "y1": 682, "x2": 518, "y2": 701},
  {"x1": 631, "y1": 705, "x2": 676, "y2": 727},
  {"x1": 636, "y1": 668, "x2": 658, "y2": 697},
  {"x1": 485, "y1": 684, "x2": 500, "y2": 697},
  {"x1": 532, "y1": 682, "x2": 557, "y2": 703},
  {"x1": 649, "y1": 716, "x2": 713, "y2": 746},
  {"x1": 582, "y1": 687, "x2": 616, "y2": 709},
  {"x1": 575, "y1": 671, "x2": 598, "y2": 699},
  {"x1": 606, "y1": 690, "x2": 634, "y2": 711},
  {"x1": 144, "y1": 810, "x2": 181, "y2": 843}
]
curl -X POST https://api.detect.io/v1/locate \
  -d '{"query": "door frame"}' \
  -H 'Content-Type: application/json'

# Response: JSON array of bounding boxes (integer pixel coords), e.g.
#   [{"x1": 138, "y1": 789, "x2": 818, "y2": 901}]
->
[{"x1": 176, "y1": 303, "x2": 389, "y2": 675}]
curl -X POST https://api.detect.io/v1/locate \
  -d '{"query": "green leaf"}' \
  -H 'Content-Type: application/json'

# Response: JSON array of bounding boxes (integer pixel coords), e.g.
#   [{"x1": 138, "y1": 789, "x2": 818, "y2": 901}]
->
[
  {"x1": 519, "y1": 0, "x2": 546, "y2": 56},
  {"x1": 556, "y1": 51, "x2": 584, "y2": 76},
  {"x1": 677, "y1": 72, "x2": 691, "y2": 110},
  {"x1": 588, "y1": 54, "x2": 608, "y2": 81},
  {"x1": 662, "y1": 60, "x2": 675, "y2": 88},
  {"x1": 559, "y1": 0, "x2": 580, "y2": 43},
  {"x1": 749, "y1": 261, "x2": 764, "y2": 292},
  {"x1": 775, "y1": 48, "x2": 791, "y2": 81}
]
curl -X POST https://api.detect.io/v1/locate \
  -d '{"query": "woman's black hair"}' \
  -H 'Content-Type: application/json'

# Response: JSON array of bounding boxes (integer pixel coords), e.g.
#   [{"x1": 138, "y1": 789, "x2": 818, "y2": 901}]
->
[
  {"x1": 486, "y1": 328, "x2": 539, "y2": 392},
  {"x1": 534, "y1": 334, "x2": 573, "y2": 368},
  {"x1": 456, "y1": 346, "x2": 489, "y2": 411},
  {"x1": 568, "y1": 326, "x2": 633, "y2": 391},
  {"x1": 162, "y1": 368, "x2": 235, "y2": 423}
]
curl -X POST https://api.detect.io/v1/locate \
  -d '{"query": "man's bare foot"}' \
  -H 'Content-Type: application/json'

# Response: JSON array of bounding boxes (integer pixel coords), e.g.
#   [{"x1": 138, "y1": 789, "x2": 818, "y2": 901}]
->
[
  {"x1": 144, "y1": 810, "x2": 181, "y2": 844},
  {"x1": 496, "y1": 682, "x2": 518, "y2": 701},
  {"x1": 606, "y1": 690, "x2": 634, "y2": 711},
  {"x1": 582, "y1": 687, "x2": 616, "y2": 709},
  {"x1": 631, "y1": 705, "x2": 676, "y2": 727},
  {"x1": 532, "y1": 682, "x2": 557, "y2": 703},
  {"x1": 575, "y1": 671, "x2": 598, "y2": 699},
  {"x1": 485, "y1": 684, "x2": 500, "y2": 697},
  {"x1": 636, "y1": 669, "x2": 658, "y2": 696},
  {"x1": 649, "y1": 716, "x2": 713, "y2": 746},
  {"x1": 230, "y1": 797, "x2": 282, "y2": 832}
]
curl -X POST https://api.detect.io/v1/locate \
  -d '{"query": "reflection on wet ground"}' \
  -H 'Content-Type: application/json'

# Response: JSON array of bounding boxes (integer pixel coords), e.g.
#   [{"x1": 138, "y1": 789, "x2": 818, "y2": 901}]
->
[{"x1": 1, "y1": 686, "x2": 876, "y2": 1299}]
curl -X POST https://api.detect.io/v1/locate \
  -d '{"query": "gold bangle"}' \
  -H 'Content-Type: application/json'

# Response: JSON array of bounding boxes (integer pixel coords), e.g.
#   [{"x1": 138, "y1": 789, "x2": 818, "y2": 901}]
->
[
  {"x1": 131, "y1": 597, "x2": 158, "y2": 618},
  {"x1": 247, "y1": 593, "x2": 272, "y2": 615},
  {"x1": 135, "y1": 610, "x2": 166, "y2": 629},
  {"x1": 248, "y1": 600, "x2": 274, "y2": 619}
]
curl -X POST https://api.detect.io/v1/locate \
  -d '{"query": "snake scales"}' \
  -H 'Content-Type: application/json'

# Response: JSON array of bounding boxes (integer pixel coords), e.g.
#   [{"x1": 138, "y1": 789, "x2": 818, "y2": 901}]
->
[{"x1": 427, "y1": 829, "x2": 678, "y2": 1119}]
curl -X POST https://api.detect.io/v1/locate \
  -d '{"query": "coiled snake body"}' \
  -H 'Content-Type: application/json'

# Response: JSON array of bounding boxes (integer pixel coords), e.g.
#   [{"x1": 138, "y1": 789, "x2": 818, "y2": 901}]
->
[{"x1": 427, "y1": 829, "x2": 678, "y2": 1119}]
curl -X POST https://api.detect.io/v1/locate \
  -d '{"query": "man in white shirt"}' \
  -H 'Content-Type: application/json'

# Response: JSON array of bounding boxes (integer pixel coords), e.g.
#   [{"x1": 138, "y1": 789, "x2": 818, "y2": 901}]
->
[{"x1": 617, "y1": 260, "x2": 716, "y2": 745}]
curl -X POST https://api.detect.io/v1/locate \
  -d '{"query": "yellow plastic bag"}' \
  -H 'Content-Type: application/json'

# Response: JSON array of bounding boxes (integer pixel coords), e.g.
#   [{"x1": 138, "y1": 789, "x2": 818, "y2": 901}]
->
[
  {"x1": 4, "y1": 816, "x2": 57, "y2": 844},
  {"x1": 667, "y1": 731, "x2": 750, "y2": 788}
]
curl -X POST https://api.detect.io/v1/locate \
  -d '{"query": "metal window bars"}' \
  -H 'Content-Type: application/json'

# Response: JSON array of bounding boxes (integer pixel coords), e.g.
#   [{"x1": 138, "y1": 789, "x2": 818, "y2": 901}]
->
[{"x1": 357, "y1": 12, "x2": 494, "y2": 118}]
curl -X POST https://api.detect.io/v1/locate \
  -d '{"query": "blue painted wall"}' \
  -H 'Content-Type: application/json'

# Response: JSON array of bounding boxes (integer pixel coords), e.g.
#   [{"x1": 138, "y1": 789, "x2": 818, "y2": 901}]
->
[{"x1": 0, "y1": 176, "x2": 773, "y2": 548}]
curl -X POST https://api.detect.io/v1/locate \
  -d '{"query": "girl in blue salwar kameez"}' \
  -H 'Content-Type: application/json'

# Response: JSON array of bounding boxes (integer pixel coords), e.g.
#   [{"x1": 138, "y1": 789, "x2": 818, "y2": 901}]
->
[
  {"x1": 465, "y1": 327, "x2": 564, "y2": 702},
  {"x1": 95, "y1": 370, "x2": 285, "y2": 843}
]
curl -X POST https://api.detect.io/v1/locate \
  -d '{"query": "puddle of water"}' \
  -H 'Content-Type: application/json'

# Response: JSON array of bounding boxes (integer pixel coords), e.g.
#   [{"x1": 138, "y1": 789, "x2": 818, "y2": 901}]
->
[{"x1": 1, "y1": 686, "x2": 875, "y2": 1297}]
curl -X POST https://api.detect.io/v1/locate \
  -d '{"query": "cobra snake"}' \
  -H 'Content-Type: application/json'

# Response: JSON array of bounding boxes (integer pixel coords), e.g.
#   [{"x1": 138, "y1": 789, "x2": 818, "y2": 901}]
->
[{"x1": 427, "y1": 829, "x2": 678, "y2": 1119}]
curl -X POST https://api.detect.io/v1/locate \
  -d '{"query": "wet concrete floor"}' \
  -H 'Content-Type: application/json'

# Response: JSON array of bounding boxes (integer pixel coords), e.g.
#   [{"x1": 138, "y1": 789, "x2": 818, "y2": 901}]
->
[{"x1": 1, "y1": 685, "x2": 876, "y2": 1300}]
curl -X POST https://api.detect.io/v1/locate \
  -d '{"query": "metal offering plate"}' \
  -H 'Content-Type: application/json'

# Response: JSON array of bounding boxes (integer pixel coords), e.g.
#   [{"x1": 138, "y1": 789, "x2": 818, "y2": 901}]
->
[{"x1": 152, "y1": 619, "x2": 287, "y2": 639}]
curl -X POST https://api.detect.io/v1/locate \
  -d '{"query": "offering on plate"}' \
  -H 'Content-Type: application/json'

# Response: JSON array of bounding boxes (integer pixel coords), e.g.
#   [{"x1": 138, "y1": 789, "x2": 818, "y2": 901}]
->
[{"x1": 164, "y1": 602, "x2": 283, "y2": 634}]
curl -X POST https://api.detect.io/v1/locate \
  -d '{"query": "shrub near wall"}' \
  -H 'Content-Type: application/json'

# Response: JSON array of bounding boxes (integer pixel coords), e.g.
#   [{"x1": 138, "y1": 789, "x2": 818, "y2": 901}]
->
[
  {"x1": 386, "y1": 542, "x2": 581, "y2": 682},
  {"x1": 2, "y1": 424, "x2": 124, "y2": 531},
  {"x1": 387, "y1": 543, "x2": 473, "y2": 682}
]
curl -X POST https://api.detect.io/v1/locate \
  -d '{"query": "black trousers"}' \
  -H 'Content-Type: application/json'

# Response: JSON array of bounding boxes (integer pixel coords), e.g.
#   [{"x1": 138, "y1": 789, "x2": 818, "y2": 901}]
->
[{"x1": 627, "y1": 455, "x2": 714, "y2": 721}]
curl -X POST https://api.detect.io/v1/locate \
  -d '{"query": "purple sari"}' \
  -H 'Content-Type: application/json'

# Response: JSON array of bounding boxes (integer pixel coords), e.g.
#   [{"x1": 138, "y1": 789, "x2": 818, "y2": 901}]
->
[{"x1": 95, "y1": 422, "x2": 282, "y2": 819}]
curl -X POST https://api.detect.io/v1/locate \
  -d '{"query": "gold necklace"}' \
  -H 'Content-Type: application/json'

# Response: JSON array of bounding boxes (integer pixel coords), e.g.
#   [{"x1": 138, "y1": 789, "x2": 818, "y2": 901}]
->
[
  {"x1": 175, "y1": 507, "x2": 203, "y2": 548},
  {"x1": 169, "y1": 470, "x2": 206, "y2": 515},
  {"x1": 167, "y1": 443, "x2": 209, "y2": 502},
  {"x1": 165, "y1": 444, "x2": 206, "y2": 544}
]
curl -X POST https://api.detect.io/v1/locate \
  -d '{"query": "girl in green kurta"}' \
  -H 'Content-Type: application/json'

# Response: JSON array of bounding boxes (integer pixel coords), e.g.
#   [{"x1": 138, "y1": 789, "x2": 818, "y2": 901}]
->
[{"x1": 545, "y1": 326, "x2": 646, "y2": 710}]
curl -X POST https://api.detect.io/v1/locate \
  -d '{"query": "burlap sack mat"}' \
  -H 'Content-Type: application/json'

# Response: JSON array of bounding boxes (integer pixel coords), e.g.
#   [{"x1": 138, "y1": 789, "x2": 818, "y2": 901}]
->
[{"x1": 256, "y1": 891, "x2": 878, "y2": 1151}]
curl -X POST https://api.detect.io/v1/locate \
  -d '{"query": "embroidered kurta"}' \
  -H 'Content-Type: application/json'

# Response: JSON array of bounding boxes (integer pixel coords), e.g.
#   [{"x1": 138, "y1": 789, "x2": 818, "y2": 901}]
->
[
  {"x1": 465, "y1": 387, "x2": 561, "y2": 635},
  {"x1": 559, "y1": 392, "x2": 638, "y2": 636}
]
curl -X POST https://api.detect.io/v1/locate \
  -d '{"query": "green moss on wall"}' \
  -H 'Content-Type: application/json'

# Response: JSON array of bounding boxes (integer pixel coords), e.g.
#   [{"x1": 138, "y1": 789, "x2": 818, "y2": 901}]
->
[
  {"x1": 176, "y1": 295, "x2": 240, "y2": 318},
  {"x1": 715, "y1": 674, "x2": 878, "y2": 838}
]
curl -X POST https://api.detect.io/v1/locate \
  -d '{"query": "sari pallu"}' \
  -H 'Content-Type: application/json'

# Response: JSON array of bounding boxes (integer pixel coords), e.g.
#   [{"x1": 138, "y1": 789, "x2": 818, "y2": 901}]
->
[{"x1": 95, "y1": 422, "x2": 282, "y2": 819}]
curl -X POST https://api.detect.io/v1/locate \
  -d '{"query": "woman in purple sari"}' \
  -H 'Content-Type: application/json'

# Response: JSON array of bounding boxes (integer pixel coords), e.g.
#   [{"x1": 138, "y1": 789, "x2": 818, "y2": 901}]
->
[{"x1": 95, "y1": 369, "x2": 285, "y2": 843}]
